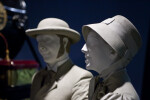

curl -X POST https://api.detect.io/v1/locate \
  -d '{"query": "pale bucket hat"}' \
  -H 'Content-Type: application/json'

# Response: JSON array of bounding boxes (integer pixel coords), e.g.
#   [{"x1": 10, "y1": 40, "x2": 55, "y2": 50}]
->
[
  {"x1": 26, "y1": 18, "x2": 80, "y2": 44},
  {"x1": 82, "y1": 15, "x2": 142, "y2": 59}
]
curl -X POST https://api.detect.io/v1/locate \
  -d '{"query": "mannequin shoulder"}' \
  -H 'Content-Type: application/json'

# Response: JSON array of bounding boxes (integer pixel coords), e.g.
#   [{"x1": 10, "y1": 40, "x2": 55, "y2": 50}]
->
[
  {"x1": 71, "y1": 65, "x2": 93, "y2": 76},
  {"x1": 113, "y1": 82, "x2": 140, "y2": 100}
]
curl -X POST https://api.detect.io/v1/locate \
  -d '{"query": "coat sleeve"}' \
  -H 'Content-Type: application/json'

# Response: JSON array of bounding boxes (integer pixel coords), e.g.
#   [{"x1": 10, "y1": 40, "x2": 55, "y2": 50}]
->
[
  {"x1": 100, "y1": 70, "x2": 139, "y2": 100},
  {"x1": 71, "y1": 71, "x2": 93, "y2": 100}
]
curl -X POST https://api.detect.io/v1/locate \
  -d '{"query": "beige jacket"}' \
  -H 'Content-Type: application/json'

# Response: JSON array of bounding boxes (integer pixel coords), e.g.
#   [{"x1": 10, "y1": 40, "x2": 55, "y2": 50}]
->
[
  {"x1": 101, "y1": 69, "x2": 139, "y2": 100},
  {"x1": 44, "y1": 65, "x2": 93, "y2": 100},
  {"x1": 89, "y1": 69, "x2": 139, "y2": 100}
]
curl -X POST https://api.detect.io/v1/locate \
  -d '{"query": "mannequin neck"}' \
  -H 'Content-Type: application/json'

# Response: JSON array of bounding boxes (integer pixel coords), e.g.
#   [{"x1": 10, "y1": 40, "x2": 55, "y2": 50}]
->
[
  {"x1": 98, "y1": 57, "x2": 130, "y2": 80},
  {"x1": 46, "y1": 52, "x2": 69, "y2": 72}
]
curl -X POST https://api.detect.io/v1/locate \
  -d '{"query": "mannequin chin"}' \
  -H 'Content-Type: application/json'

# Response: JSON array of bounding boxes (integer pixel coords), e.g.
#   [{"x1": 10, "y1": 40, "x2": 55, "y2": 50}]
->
[{"x1": 36, "y1": 34, "x2": 69, "y2": 69}]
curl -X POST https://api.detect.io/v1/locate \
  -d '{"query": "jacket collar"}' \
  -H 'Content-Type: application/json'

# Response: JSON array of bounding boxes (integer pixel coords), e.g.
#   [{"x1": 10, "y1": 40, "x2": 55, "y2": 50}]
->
[{"x1": 55, "y1": 59, "x2": 73, "y2": 81}]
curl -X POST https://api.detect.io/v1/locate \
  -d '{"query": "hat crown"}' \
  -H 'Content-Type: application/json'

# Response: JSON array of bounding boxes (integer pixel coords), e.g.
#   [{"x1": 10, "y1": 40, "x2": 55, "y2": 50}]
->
[
  {"x1": 37, "y1": 18, "x2": 69, "y2": 29},
  {"x1": 110, "y1": 15, "x2": 142, "y2": 57}
]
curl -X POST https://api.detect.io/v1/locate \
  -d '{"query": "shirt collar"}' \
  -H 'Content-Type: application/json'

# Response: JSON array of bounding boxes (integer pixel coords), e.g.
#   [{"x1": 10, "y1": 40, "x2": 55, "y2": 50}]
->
[{"x1": 47, "y1": 57, "x2": 69, "y2": 72}]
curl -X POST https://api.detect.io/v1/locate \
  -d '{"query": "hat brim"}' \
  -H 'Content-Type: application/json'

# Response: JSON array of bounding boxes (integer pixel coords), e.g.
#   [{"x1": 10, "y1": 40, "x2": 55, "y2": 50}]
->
[{"x1": 26, "y1": 27, "x2": 80, "y2": 44}]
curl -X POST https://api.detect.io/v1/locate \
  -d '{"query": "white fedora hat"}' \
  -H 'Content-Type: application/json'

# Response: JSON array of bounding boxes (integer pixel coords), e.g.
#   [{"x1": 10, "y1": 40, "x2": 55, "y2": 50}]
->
[
  {"x1": 26, "y1": 18, "x2": 80, "y2": 44},
  {"x1": 82, "y1": 15, "x2": 142, "y2": 59}
]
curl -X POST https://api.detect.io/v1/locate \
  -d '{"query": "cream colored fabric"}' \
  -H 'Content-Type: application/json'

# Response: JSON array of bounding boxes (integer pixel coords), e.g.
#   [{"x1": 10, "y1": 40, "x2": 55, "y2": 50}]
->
[
  {"x1": 100, "y1": 69, "x2": 139, "y2": 100},
  {"x1": 44, "y1": 65, "x2": 93, "y2": 100}
]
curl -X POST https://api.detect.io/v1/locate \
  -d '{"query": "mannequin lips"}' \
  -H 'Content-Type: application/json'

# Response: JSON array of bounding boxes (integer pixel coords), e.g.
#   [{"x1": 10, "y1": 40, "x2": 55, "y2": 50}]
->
[
  {"x1": 85, "y1": 53, "x2": 89, "y2": 59},
  {"x1": 85, "y1": 53, "x2": 91, "y2": 68},
  {"x1": 85, "y1": 59, "x2": 89, "y2": 64}
]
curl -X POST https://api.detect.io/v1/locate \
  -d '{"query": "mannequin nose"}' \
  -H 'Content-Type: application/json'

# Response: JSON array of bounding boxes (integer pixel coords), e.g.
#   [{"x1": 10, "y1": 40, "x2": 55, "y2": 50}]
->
[{"x1": 81, "y1": 44, "x2": 88, "y2": 53}]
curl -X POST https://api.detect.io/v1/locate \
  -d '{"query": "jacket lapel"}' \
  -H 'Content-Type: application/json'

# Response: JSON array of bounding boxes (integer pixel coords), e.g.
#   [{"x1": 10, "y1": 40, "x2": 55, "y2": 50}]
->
[
  {"x1": 49, "y1": 81, "x2": 58, "y2": 91},
  {"x1": 47, "y1": 59, "x2": 73, "y2": 92}
]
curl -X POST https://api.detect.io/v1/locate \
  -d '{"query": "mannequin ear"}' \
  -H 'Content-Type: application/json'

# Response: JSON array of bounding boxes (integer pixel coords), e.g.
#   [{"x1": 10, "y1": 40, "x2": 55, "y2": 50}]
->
[{"x1": 63, "y1": 37, "x2": 69, "y2": 48}]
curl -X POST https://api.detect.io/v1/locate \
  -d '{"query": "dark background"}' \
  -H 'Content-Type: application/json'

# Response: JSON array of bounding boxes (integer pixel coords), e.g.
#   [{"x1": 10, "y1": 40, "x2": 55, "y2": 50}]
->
[{"x1": 13, "y1": 0, "x2": 150, "y2": 99}]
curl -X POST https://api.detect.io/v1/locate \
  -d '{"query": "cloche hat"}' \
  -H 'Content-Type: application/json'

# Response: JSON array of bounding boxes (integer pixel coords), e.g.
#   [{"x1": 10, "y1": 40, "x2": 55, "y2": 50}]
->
[
  {"x1": 26, "y1": 18, "x2": 80, "y2": 44},
  {"x1": 82, "y1": 15, "x2": 142, "y2": 59}
]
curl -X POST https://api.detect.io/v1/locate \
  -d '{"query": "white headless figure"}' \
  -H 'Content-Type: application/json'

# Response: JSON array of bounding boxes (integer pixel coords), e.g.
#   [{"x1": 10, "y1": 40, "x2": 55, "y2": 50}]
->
[
  {"x1": 26, "y1": 18, "x2": 92, "y2": 100},
  {"x1": 82, "y1": 15, "x2": 142, "y2": 100}
]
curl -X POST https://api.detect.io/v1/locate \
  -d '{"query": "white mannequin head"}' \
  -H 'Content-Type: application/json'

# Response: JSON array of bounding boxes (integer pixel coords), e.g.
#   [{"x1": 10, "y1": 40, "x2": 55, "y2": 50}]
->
[
  {"x1": 82, "y1": 30, "x2": 120, "y2": 74},
  {"x1": 36, "y1": 34, "x2": 69, "y2": 67}
]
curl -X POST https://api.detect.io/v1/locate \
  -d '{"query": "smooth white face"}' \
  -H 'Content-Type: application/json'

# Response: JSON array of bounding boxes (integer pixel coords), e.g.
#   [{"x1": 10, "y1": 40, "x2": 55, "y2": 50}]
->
[
  {"x1": 81, "y1": 31, "x2": 119, "y2": 73},
  {"x1": 36, "y1": 34, "x2": 61, "y2": 65}
]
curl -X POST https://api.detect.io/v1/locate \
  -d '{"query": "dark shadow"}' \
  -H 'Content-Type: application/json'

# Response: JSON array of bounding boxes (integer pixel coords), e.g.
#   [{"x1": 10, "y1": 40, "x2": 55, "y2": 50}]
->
[{"x1": 141, "y1": 20, "x2": 150, "y2": 100}]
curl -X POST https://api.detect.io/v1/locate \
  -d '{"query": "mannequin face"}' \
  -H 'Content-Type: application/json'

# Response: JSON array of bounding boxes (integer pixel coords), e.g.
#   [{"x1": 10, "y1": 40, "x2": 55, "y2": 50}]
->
[
  {"x1": 82, "y1": 31, "x2": 119, "y2": 73},
  {"x1": 36, "y1": 34, "x2": 64, "y2": 65}
]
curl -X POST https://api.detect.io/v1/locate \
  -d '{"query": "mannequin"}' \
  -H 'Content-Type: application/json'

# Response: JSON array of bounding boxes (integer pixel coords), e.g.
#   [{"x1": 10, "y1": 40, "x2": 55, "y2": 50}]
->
[
  {"x1": 82, "y1": 15, "x2": 142, "y2": 100},
  {"x1": 26, "y1": 18, "x2": 93, "y2": 100}
]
